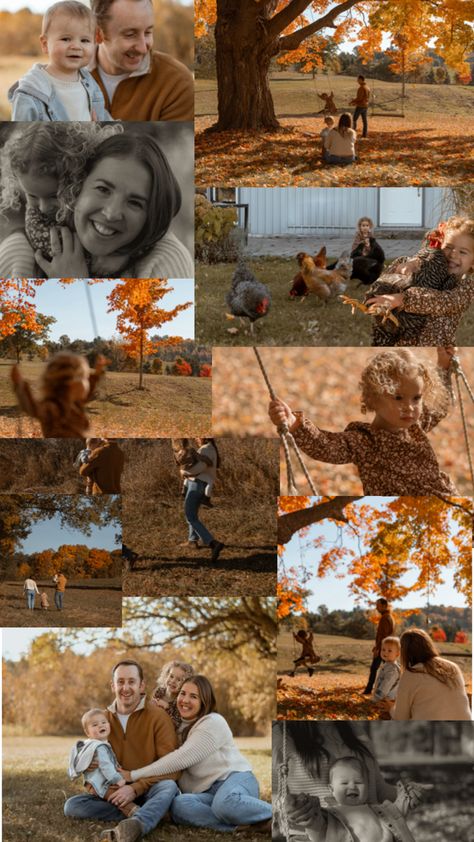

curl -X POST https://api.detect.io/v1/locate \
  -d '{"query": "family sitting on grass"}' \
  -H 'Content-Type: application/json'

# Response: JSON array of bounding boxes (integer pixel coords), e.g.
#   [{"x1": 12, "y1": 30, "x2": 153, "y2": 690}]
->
[
  {"x1": 66, "y1": 659, "x2": 272, "y2": 841},
  {"x1": 319, "y1": 76, "x2": 370, "y2": 166},
  {"x1": 364, "y1": 599, "x2": 470, "y2": 720}
]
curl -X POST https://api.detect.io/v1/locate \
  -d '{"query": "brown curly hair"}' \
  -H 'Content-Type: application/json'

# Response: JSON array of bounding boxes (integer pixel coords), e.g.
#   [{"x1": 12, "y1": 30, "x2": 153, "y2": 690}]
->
[{"x1": 359, "y1": 349, "x2": 449, "y2": 415}]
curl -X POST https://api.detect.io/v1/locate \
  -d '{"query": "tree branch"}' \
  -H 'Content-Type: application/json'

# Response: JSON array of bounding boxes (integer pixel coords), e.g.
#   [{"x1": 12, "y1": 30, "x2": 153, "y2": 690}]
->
[
  {"x1": 278, "y1": 496, "x2": 364, "y2": 544},
  {"x1": 269, "y1": 0, "x2": 359, "y2": 45}
]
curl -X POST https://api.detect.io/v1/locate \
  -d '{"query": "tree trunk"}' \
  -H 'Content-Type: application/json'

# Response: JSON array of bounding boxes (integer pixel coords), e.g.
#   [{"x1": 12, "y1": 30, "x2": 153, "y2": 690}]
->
[
  {"x1": 138, "y1": 326, "x2": 144, "y2": 390},
  {"x1": 213, "y1": 0, "x2": 280, "y2": 130}
]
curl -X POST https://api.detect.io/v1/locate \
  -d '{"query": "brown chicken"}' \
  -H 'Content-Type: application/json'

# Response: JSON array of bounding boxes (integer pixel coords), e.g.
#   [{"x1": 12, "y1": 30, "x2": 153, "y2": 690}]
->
[{"x1": 290, "y1": 246, "x2": 327, "y2": 298}]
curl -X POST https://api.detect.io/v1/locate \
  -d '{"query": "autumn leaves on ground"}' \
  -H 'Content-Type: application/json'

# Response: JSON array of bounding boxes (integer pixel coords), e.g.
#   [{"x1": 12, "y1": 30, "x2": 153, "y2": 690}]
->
[
  {"x1": 276, "y1": 631, "x2": 472, "y2": 721},
  {"x1": 122, "y1": 438, "x2": 278, "y2": 597},
  {"x1": 196, "y1": 75, "x2": 474, "y2": 187}
]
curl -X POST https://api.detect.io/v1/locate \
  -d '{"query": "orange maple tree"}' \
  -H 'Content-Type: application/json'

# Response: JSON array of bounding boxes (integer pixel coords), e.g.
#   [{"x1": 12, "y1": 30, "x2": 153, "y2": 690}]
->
[{"x1": 106, "y1": 280, "x2": 192, "y2": 389}]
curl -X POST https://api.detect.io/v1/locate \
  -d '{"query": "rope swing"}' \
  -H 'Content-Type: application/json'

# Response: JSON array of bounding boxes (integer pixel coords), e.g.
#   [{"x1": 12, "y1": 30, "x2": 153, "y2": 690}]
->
[
  {"x1": 253, "y1": 346, "x2": 318, "y2": 495},
  {"x1": 451, "y1": 355, "x2": 474, "y2": 497},
  {"x1": 277, "y1": 721, "x2": 291, "y2": 842}
]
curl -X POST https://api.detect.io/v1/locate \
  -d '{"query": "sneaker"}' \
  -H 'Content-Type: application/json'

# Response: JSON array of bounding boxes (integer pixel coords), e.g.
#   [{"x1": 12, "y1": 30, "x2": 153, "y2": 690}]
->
[
  {"x1": 210, "y1": 540, "x2": 225, "y2": 562},
  {"x1": 201, "y1": 498, "x2": 214, "y2": 508},
  {"x1": 179, "y1": 540, "x2": 200, "y2": 548}
]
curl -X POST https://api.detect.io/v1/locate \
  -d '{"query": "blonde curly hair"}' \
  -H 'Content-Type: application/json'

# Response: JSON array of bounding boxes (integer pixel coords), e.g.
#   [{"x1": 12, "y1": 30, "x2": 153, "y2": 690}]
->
[
  {"x1": 41, "y1": 352, "x2": 90, "y2": 403},
  {"x1": 443, "y1": 214, "x2": 474, "y2": 240},
  {"x1": 0, "y1": 123, "x2": 122, "y2": 221},
  {"x1": 360, "y1": 349, "x2": 449, "y2": 415},
  {"x1": 155, "y1": 660, "x2": 194, "y2": 691}
]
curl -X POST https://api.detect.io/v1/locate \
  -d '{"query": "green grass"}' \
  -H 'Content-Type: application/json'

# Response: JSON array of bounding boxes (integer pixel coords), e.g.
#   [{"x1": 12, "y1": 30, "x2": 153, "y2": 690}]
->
[
  {"x1": 2, "y1": 735, "x2": 271, "y2": 842},
  {"x1": 196, "y1": 71, "x2": 474, "y2": 120},
  {"x1": 0, "y1": 361, "x2": 212, "y2": 439},
  {"x1": 196, "y1": 257, "x2": 474, "y2": 347}
]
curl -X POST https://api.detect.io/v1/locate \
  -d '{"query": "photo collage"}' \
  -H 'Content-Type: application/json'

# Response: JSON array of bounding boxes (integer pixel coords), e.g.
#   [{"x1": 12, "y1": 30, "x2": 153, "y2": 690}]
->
[{"x1": 1, "y1": 1, "x2": 474, "y2": 841}]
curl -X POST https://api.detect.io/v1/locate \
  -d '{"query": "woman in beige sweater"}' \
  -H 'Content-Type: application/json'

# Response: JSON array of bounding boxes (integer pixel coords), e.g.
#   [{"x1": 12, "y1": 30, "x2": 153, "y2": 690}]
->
[
  {"x1": 388, "y1": 629, "x2": 471, "y2": 720},
  {"x1": 323, "y1": 113, "x2": 357, "y2": 165}
]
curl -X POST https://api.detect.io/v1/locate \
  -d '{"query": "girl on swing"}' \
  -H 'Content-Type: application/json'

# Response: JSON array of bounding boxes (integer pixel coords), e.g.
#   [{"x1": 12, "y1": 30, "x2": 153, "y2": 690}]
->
[
  {"x1": 290, "y1": 630, "x2": 321, "y2": 677},
  {"x1": 268, "y1": 347, "x2": 460, "y2": 497},
  {"x1": 11, "y1": 351, "x2": 107, "y2": 438}
]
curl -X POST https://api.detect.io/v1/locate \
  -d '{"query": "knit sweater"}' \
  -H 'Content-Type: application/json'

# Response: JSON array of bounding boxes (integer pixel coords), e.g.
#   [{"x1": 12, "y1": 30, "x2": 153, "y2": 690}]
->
[
  {"x1": 325, "y1": 128, "x2": 356, "y2": 157},
  {"x1": 91, "y1": 50, "x2": 194, "y2": 122},
  {"x1": 106, "y1": 696, "x2": 179, "y2": 797},
  {"x1": 390, "y1": 661, "x2": 471, "y2": 720},
  {"x1": 292, "y1": 407, "x2": 457, "y2": 497},
  {"x1": 0, "y1": 230, "x2": 36, "y2": 278},
  {"x1": 122, "y1": 232, "x2": 194, "y2": 280},
  {"x1": 130, "y1": 712, "x2": 251, "y2": 793}
]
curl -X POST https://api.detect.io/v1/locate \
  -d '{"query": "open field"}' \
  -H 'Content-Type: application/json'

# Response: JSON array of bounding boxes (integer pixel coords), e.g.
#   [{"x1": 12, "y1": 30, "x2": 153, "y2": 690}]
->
[
  {"x1": 0, "y1": 578, "x2": 122, "y2": 628},
  {"x1": 211, "y1": 346, "x2": 474, "y2": 496},
  {"x1": 277, "y1": 631, "x2": 472, "y2": 720},
  {"x1": 2, "y1": 735, "x2": 271, "y2": 842},
  {"x1": 196, "y1": 256, "x2": 474, "y2": 347},
  {"x1": 0, "y1": 361, "x2": 212, "y2": 439},
  {"x1": 196, "y1": 74, "x2": 474, "y2": 186}
]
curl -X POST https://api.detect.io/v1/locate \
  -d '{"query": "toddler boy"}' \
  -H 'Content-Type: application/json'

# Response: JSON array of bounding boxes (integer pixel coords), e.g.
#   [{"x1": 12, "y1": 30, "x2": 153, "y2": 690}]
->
[{"x1": 372, "y1": 636, "x2": 401, "y2": 717}]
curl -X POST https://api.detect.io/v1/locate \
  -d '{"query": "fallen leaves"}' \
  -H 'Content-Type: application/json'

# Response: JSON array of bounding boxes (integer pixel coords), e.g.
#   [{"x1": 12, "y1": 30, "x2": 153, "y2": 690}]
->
[{"x1": 277, "y1": 673, "x2": 380, "y2": 720}]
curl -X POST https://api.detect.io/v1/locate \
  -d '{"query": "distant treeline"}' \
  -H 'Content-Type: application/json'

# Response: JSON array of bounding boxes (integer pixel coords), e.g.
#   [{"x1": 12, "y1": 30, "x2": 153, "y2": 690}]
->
[
  {"x1": 14, "y1": 544, "x2": 122, "y2": 580},
  {"x1": 281, "y1": 604, "x2": 471, "y2": 642}
]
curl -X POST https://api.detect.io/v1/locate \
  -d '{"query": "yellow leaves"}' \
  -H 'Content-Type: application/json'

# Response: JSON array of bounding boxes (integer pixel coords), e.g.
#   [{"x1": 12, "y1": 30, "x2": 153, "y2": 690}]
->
[{"x1": 279, "y1": 496, "x2": 311, "y2": 513}]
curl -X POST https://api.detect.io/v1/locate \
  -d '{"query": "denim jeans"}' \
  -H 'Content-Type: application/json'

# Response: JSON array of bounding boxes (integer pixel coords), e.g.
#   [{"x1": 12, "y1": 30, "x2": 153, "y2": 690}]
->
[
  {"x1": 25, "y1": 589, "x2": 35, "y2": 609},
  {"x1": 64, "y1": 779, "x2": 179, "y2": 835},
  {"x1": 323, "y1": 150, "x2": 355, "y2": 165},
  {"x1": 365, "y1": 654, "x2": 382, "y2": 693},
  {"x1": 184, "y1": 479, "x2": 214, "y2": 545},
  {"x1": 55, "y1": 591, "x2": 64, "y2": 610},
  {"x1": 353, "y1": 106, "x2": 368, "y2": 136},
  {"x1": 171, "y1": 771, "x2": 272, "y2": 832}
]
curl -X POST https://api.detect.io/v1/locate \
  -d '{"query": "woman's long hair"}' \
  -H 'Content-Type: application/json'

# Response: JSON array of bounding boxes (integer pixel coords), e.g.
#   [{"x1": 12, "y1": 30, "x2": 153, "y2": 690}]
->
[
  {"x1": 337, "y1": 113, "x2": 352, "y2": 136},
  {"x1": 180, "y1": 675, "x2": 217, "y2": 741},
  {"x1": 68, "y1": 132, "x2": 181, "y2": 263},
  {"x1": 400, "y1": 628, "x2": 460, "y2": 688},
  {"x1": 285, "y1": 722, "x2": 373, "y2": 779},
  {"x1": 200, "y1": 437, "x2": 220, "y2": 469}
]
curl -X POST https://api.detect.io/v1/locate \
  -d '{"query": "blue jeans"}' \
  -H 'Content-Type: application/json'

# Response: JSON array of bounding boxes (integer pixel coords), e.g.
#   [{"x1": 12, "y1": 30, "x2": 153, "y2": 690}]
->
[
  {"x1": 171, "y1": 771, "x2": 272, "y2": 832},
  {"x1": 353, "y1": 106, "x2": 368, "y2": 136},
  {"x1": 184, "y1": 479, "x2": 214, "y2": 545},
  {"x1": 323, "y1": 150, "x2": 355, "y2": 165},
  {"x1": 25, "y1": 589, "x2": 35, "y2": 609},
  {"x1": 64, "y1": 779, "x2": 179, "y2": 835},
  {"x1": 55, "y1": 591, "x2": 64, "y2": 610}
]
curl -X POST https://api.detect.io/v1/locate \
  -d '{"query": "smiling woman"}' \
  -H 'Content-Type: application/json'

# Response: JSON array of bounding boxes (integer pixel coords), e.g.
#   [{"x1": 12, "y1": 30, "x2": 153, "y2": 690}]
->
[{"x1": 0, "y1": 122, "x2": 194, "y2": 279}]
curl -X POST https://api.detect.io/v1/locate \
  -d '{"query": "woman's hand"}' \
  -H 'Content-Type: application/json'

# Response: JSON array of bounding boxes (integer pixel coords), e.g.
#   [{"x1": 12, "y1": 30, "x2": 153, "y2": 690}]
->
[
  {"x1": 35, "y1": 227, "x2": 89, "y2": 279},
  {"x1": 397, "y1": 777, "x2": 434, "y2": 811},
  {"x1": 268, "y1": 397, "x2": 300, "y2": 432},
  {"x1": 366, "y1": 293, "x2": 404, "y2": 312},
  {"x1": 437, "y1": 345, "x2": 457, "y2": 370},
  {"x1": 118, "y1": 767, "x2": 133, "y2": 783},
  {"x1": 285, "y1": 793, "x2": 321, "y2": 827}
]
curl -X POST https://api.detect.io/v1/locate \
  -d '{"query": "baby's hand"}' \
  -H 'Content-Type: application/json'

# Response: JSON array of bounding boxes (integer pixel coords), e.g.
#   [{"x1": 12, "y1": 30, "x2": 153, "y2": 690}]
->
[
  {"x1": 268, "y1": 397, "x2": 300, "y2": 432},
  {"x1": 153, "y1": 698, "x2": 170, "y2": 710},
  {"x1": 437, "y1": 345, "x2": 457, "y2": 370},
  {"x1": 286, "y1": 793, "x2": 320, "y2": 827}
]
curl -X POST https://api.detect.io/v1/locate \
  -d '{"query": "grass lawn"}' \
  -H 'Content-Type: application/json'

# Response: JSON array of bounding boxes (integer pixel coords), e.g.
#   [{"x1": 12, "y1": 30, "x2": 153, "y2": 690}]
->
[
  {"x1": 197, "y1": 256, "x2": 474, "y2": 347},
  {"x1": 0, "y1": 579, "x2": 122, "y2": 628},
  {"x1": 195, "y1": 74, "x2": 474, "y2": 186},
  {"x1": 2, "y1": 735, "x2": 271, "y2": 842},
  {"x1": 277, "y1": 631, "x2": 472, "y2": 720},
  {"x1": 122, "y1": 495, "x2": 276, "y2": 598},
  {"x1": 0, "y1": 361, "x2": 212, "y2": 438}
]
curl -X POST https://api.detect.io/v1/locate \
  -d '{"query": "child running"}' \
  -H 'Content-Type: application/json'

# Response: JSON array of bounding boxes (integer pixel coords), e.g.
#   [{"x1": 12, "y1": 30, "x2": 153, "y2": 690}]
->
[
  {"x1": 372, "y1": 636, "x2": 401, "y2": 719},
  {"x1": 291, "y1": 756, "x2": 419, "y2": 842},
  {"x1": 9, "y1": 0, "x2": 111, "y2": 121},
  {"x1": 366, "y1": 216, "x2": 474, "y2": 346},
  {"x1": 68, "y1": 708, "x2": 138, "y2": 818},
  {"x1": 269, "y1": 347, "x2": 459, "y2": 496},
  {"x1": 11, "y1": 352, "x2": 106, "y2": 439},
  {"x1": 290, "y1": 630, "x2": 321, "y2": 677},
  {"x1": 0, "y1": 122, "x2": 120, "y2": 277},
  {"x1": 152, "y1": 660, "x2": 194, "y2": 730}
]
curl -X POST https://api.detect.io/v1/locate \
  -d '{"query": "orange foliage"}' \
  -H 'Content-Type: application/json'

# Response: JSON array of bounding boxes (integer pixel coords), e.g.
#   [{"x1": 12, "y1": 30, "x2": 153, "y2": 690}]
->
[{"x1": 199, "y1": 364, "x2": 212, "y2": 377}]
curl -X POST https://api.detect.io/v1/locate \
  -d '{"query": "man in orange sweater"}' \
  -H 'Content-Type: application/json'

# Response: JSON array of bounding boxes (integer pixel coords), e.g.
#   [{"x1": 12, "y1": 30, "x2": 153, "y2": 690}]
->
[
  {"x1": 64, "y1": 660, "x2": 180, "y2": 842},
  {"x1": 350, "y1": 74, "x2": 370, "y2": 138},
  {"x1": 89, "y1": 0, "x2": 193, "y2": 121},
  {"x1": 363, "y1": 597, "x2": 395, "y2": 695}
]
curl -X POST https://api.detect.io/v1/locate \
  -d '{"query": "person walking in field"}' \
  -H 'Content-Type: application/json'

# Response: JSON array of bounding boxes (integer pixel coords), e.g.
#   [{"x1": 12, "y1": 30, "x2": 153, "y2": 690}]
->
[
  {"x1": 363, "y1": 598, "x2": 395, "y2": 695},
  {"x1": 350, "y1": 74, "x2": 370, "y2": 138},
  {"x1": 290, "y1": 630, "x2": 321, "y2": 677},
  {"x1": 23, "y1": 577, "x2": 40, "y2": 610},
  {"x1": 53, "y1": 571, "x2": 67, "y2": 610}
]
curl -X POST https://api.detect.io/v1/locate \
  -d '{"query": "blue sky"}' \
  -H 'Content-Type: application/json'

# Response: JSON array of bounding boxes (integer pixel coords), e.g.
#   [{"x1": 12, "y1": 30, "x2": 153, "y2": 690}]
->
[
  {"x1": 32, "y1": 280, "x2": 194, "y2": 343},
  {"x1": 19, "y1": 511, "x2": 120, "y2": 555},
  {"x1": 281, "y1": 497, "x2": 469, "y2": 613}
]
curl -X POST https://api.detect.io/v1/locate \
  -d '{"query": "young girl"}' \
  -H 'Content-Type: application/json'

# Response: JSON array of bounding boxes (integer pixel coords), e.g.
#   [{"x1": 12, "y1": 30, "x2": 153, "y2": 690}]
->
[
  {"x1": 351, "y1": 217, "x2": 374, "y2": 254},
  {"x1": 366, "y1": 216, "x2": 474, "y2": 345},
  {"x1": 0, "y1": 122, "x2": 120, "y2": 277},
  {"x1": 323, "y1": 113, "x2": 356, "y2": 166},
  {"x1": 32, "y1": 131, "x2": 194, "y2": 280},
  {"x1": 290, "y1": 630, "x2": 321, "y2": 677},
  {"x1": 11, "y1": 351, "x2": 106, "y2": 438},
  {"x1": 123, "y1": 675, "x2": 272, "y2": 833},
  {"x1": 268, "y1": 347, "x2": 459, "y2": 496},
  {"x1": 152, "y1": 660, "x2": 194, "y2": 730}
]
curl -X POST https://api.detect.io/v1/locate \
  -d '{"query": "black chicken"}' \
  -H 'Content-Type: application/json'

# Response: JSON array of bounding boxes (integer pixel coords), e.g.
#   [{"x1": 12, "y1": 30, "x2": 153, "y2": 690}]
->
[{"x1": 226, "y1": 258, "x2": 271, "y2": 334}]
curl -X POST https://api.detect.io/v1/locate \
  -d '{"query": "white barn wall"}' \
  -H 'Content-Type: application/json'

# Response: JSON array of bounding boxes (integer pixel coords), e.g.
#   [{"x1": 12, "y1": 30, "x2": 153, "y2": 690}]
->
[{"x1": 237, "y1": 187, "x2": 451, "y2": 236}]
